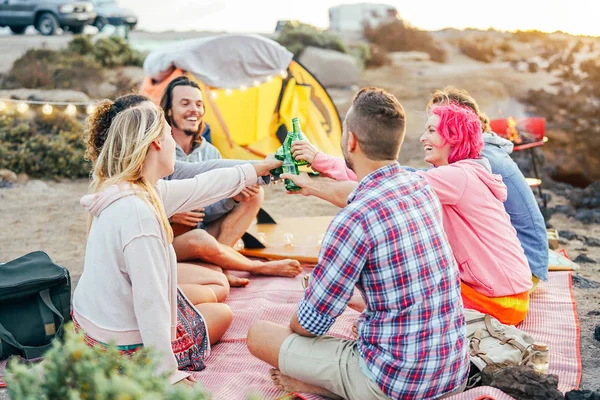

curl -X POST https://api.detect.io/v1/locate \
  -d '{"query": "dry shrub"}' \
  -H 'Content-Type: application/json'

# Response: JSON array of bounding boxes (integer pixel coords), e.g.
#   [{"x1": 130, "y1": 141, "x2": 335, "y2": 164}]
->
[
  {"x1": 513, "y1": 29, "x2": 548, "y2": 43},
  {"x1": 458, "y1": 38, "x2": 496, "y2": 63},
  {"x1": 365, "y1": 44, "x2": 390, "y2": 68},
  {"x1": 498, "y1": 40, "x2": 515, "y2": 53},
  {"x1": 364, "y1": 20, "x2": 447, "y2": 63}
]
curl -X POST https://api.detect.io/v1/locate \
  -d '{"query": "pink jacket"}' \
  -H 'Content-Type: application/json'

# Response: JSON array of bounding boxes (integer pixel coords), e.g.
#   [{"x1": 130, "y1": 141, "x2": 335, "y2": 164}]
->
[{"x1": 311, "y1": 154, "x2": 532, "y2": 297}]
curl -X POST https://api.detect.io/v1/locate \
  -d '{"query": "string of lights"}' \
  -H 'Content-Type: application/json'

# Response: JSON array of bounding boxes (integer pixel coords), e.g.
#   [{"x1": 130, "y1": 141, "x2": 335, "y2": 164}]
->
[
  {"x1": 0, "y1": 69, "x2": 290, "y2": 114},
  {"x1": 0, "y1": 98, "x2": 97, "y2": 115}
]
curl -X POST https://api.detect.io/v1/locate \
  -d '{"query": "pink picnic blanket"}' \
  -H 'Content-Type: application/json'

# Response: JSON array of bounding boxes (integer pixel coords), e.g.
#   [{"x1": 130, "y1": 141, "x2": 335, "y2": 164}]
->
[
  {"x1": 0, "y1": 271, "x2": 581, "y2": 399},
  {"x1": 190, "y1": 269, "x2": 580, "y2": 400}
]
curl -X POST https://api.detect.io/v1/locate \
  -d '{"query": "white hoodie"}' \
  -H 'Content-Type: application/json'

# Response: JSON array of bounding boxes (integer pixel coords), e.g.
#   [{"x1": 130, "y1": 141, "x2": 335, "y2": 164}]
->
[{"x1": 72, "y1": 164, "x2": 257, "y2": 384}]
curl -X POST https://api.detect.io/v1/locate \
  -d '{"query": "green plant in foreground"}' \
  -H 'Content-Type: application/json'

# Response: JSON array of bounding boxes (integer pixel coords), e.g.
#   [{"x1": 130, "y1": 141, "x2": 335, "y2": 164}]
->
[{"x1": 5, "y1": 322, "x2": 210, "y2": 400}]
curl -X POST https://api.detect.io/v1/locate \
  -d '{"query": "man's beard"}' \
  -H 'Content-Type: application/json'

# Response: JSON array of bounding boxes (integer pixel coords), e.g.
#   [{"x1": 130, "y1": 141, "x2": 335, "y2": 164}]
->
[
  {"x1": 173, "y1": 119, "x2": 199, "y2": 137},
  {"x1": 342, "y1": 149, "x2": 354, "y2": 172}
]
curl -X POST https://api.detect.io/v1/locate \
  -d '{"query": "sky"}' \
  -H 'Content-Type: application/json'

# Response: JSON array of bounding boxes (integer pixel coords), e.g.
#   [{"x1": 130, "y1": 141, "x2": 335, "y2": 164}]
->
[{"x1": 119, "y1": 0, "x2": 600, "y2": 36}]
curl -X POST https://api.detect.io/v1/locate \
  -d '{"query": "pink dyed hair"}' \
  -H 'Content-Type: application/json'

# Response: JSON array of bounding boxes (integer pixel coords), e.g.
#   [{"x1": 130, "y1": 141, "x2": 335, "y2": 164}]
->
[{"x1": 430, "y1": 103, "x2": 484, "y2": 163}]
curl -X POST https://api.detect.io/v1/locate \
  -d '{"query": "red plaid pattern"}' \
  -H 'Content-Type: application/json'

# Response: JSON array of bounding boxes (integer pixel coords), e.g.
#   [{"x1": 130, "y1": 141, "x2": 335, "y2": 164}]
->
[{"x1": 298, "y1": 163, "x2": 470, "y2": 399}]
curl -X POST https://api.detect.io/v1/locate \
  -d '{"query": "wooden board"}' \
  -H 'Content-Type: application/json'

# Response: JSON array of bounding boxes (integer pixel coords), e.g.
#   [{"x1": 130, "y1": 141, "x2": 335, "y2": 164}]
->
[
  {"x1": 548, "y1": 249, "x2": 580, "y2": 271},
  {"x1": 239, "y1": 216, "x2": 334, "y2": 264},
  {"x1": 240, "y1": 217, "x2": 578, "y2": 272}
]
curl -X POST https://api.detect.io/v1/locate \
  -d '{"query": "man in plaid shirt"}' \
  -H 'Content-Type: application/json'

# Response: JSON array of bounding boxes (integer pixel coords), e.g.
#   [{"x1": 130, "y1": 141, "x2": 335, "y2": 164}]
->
[{"x1": 248, "y1": 88, "x2": 469, "y2": 400}]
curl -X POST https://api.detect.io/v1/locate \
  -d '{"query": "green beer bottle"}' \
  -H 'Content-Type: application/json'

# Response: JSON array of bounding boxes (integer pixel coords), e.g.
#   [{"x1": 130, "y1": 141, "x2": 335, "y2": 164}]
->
[
  {"x1": 282, "y1": 133, "x2": 301, "y2": 191},
  {"x1": 291, "y1": 117, "x2": 310, "y2": 166}
]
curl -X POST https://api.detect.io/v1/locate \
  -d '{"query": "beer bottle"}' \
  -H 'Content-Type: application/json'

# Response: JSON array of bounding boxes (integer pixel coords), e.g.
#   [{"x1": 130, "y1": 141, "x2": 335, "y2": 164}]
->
[
  {"x1": 291, "y1": 117, "x2": 309, "y2": 166},
  {"x1": 282, "y1": 133, "x2": 301, "y2": 191}
]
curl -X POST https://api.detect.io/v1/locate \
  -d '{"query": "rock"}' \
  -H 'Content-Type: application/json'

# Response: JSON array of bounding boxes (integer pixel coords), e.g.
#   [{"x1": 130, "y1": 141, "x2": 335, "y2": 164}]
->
[
  {"x1": 595, "y1": 325, "x2": 600, "y2": 342},
  {"x1": 24, "y1": 180, "x2": 50, "y2": 192},
  {"x1": 0, "y1": 169, "x2": 17, "y2": 183},
  {"x1": 574, "y1": 209, "x2": 600, "y2": 224},
  {"x1": 481, "y1": 365, "x2": 563, "y2": 400},
  {"x1": 0, "y1": 89, "x2": 89, "y2": 103},
  {"x1": 572, "y1": 274, "x2": 600, "y2": 288},
  {"x1": 566, "y1": 389, "x2": 600, "y2": 400},
  {"x1": 83, "y1": 81, "x2": 117, "y2": 99},
  {"x1": 583, "y1": 236, "x2": 600, "y2": 247},
  {"x1": 16, "y1": 173, "x2": 29, "y2": 185},
  {"x1": 0, "y1": 181, "x2": 13, "y2": 189},
  {"x1": 551, "y1": 204, "x2": 574, "y2": 216},
  {"x1": 587, "y1": 310, "x2": 600, "y2": 316},
  {"x1": 574, "y1": 254, "x2": 597, "y2": 264},
  {"x1": 299, "y1": 46, "x2": 362, "y2": 88},
  {"x1": 559, "y1": 230, "x2": 580, "y2": 241}
]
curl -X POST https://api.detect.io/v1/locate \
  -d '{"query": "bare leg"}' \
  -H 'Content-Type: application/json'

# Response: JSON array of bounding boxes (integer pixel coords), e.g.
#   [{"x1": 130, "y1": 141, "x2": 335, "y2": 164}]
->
[
  {"x1": 173, "y1": 228, "x2": 303, "y2": 279},
  {"x1": 246, "y1": 321, "x2": 340, "y2": 398},
  {"x1": 247, "y1": 320, "x2": 293, "y2": 369},
  {"x1": 269, "y1": 369, "x2": 341, "y2": 399},
  {"x1": 178, "y1": 262, "x2": 230, "y2": 303},
  {"x1": 206, "y1": 188, "x2": 263, "y2": 247},
  {"x1": 195, "y1": 303, "x2": 233, "y2": 345}
]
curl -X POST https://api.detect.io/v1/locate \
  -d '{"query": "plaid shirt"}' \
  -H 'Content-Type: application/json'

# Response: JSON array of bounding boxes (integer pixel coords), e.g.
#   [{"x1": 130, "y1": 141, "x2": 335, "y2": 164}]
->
[{"x1": 298, "y1": 163, "x2": 469, "y2": 399}]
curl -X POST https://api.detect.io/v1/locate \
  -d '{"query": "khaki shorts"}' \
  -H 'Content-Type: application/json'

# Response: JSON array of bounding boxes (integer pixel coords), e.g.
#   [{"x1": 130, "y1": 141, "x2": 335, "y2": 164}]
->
[{"x1": 278, "y1": 334, "x2": 389, "y2": 400}]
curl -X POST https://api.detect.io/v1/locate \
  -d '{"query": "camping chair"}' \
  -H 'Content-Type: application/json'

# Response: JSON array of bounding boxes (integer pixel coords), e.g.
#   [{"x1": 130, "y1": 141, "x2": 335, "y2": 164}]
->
[{"x1": 490, "y1": 117, "x2": 548, "y2": 211}]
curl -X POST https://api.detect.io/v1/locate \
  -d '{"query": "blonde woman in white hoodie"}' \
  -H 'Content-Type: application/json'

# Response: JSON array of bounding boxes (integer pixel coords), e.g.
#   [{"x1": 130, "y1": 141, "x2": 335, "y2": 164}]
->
[{"x1": 72, "y1": 103, "x2": 281, "y2": 385}]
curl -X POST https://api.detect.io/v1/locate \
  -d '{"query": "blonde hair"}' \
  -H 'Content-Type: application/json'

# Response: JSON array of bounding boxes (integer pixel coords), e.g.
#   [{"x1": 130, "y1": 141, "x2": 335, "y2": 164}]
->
[{"x1": 89, "y1": 104, "x2": 174, "y2": 242}]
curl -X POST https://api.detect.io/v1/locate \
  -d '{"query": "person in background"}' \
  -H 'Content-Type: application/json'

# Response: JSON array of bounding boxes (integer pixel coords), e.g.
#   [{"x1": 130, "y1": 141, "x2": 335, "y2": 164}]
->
[{"x1": 160, "y1": 76, "x2": 302, "y2": 288}]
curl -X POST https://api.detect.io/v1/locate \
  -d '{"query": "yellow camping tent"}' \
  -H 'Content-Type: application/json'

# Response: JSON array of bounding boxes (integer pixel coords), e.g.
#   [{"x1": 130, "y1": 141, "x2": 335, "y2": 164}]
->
[{"x1": 140, "y1": 34, "x2": 342, "y2": 160}]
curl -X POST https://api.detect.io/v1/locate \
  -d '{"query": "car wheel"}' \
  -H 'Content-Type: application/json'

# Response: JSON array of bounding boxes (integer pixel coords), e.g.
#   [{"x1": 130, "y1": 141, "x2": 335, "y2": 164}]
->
[
  {"x1": 9, "y1": 26, "x2": 27, "y2": 34},
  {"x1": 69, "y1": 25, "x2": 85, "y2": 34},
  {"x1": 94, "y1": 17, "x2": 108, "y2": 31},
  {"x1": 35, "y1": 12, "x2": 58, "y2": 36}
]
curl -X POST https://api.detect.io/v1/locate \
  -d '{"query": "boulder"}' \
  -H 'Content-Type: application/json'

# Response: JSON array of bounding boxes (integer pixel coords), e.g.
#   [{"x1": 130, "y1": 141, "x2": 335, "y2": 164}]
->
[
  {"x1": 0, "y1": 89, "x2": 89, "y2": 103},
  {"x1": 299, "y1": 46, "x2": 362, "y2": 88}
]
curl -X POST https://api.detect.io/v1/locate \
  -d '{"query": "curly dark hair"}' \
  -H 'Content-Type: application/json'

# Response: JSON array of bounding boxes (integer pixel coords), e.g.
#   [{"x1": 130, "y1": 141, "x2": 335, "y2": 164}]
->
[{"x1": 85, "y1": 94, "x2": 150, "y2": 163}]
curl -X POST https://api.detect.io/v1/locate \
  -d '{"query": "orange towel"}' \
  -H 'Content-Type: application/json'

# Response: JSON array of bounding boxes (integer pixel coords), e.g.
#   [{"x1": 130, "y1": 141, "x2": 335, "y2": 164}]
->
[{"x1": 461, "y1": 282, "x2": 530, "y2": 325}]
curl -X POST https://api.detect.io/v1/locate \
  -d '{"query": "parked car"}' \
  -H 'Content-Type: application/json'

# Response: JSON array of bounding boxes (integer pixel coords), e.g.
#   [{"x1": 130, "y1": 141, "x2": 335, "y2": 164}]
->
[
  {"x1": 90, "y1": 0, "x2": 136, "y2": 31},
  {"x1": 0, "y1": 0, "x2": 96, "y2": 35}
]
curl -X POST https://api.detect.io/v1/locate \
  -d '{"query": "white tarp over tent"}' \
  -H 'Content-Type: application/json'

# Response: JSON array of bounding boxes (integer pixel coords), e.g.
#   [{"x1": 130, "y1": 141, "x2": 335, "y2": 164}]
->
[{"x1": 143, "y1": 34, "x2": 294, "y2": 89}]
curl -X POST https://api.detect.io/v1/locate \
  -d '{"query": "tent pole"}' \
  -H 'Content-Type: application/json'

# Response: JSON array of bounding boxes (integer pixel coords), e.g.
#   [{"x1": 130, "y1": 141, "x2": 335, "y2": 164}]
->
[{"x1": 201, "y1": 82, "x2": 235, "y2": 149}]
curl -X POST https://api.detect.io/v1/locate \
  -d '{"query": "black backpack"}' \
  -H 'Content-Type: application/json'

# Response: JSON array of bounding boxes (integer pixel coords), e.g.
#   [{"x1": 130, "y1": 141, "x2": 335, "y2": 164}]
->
[{"x1": 0, "y1": 251, "x2": 72, "y2": 360}]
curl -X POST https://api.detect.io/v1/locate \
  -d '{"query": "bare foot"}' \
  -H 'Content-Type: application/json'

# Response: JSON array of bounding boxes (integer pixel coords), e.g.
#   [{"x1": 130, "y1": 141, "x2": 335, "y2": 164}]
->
[
  {"x1": 224, "y1": 271, "x2": 250, "y2": 287},
  {"x1": 269, "y1": 369, "x2": 341, "y2": 399},
  {"x1": 254, "y1": 259, "x2": 302, "y2": 277}
]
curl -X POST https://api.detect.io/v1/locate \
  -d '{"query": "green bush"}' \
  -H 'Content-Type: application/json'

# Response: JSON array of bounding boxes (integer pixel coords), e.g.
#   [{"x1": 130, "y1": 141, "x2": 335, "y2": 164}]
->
[
  {"x1": 0, "y1": 112, "x2": 90, "y2": 179},
  {"x1": 5, "y1": 322, "x2": 211, "y2": 399},
  {"x1": 276, "y1": 22, "x2": 347, "y2": 57},
  {"x1": 69, "y1": 35, "x2": 145, "y2": 68},
  {"x1": 3, "y1": 35, "x2": 143, "y2": 92}
]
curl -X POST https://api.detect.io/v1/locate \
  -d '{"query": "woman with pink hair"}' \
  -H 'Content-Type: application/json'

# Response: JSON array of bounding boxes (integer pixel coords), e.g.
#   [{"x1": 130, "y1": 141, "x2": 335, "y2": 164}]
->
[
  {"x1": 287, "y1": 103, "x2": 532, "y2": 325},
  {"x1": 417, "y1": 103, "x2": 532, "y2": 325}
]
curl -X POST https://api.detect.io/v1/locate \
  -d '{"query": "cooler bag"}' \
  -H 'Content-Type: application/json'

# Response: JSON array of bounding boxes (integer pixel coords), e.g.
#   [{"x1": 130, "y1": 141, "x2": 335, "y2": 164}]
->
[{"x1": 0, "y1": 251, "x2": 71, "y2": 360}]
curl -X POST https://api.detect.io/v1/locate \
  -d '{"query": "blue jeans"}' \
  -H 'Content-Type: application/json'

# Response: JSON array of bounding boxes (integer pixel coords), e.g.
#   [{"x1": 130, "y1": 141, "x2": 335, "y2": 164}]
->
[{"x1": 482, "y1": 144, "x2": 548, "y2": 281}]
